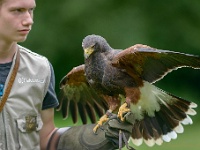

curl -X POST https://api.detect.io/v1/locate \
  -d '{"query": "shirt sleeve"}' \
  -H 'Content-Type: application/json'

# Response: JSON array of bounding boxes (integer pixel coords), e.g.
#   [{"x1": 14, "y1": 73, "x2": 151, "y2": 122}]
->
[{"x1": 42, "y1": 62, "x2": 59, "y2": 110}]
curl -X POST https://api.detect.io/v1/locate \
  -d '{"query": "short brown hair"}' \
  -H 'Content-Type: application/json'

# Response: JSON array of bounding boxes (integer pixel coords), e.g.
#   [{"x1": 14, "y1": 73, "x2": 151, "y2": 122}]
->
[
  {"x1": 0, "y1": 0, "x2": 3, "y2": 5},
  {"x1": 0, "y1": 0, "x2": 4, "y2": 5}
]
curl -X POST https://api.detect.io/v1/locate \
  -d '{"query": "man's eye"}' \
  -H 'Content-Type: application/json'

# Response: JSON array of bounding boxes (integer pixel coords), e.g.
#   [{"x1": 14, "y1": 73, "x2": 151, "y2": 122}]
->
[{"x1": 14, "y1": 8, "x2": 25, "y2": 13}]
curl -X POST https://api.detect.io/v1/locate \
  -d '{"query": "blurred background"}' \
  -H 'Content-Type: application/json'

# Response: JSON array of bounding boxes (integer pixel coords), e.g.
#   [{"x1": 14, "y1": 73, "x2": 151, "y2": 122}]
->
[{"x1": 21, "y1": 0, "x2": 200, "y2": 149}]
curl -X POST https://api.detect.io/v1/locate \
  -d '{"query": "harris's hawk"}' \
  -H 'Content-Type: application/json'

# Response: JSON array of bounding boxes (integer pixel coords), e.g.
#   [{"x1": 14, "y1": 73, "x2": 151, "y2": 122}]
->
[{"x1": 58, "y1": 34, "x2": 199, "y2": 147}]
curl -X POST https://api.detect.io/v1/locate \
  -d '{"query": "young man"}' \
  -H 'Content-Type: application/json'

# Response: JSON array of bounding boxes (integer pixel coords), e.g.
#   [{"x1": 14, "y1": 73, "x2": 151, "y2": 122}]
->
[{"x1": 0, "y1": 0, "x2": 132, "y2": 149}]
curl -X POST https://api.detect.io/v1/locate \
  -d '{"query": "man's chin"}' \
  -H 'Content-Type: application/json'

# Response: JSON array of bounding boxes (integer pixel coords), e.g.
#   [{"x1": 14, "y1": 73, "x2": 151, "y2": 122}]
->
[{"x1": 16, "y1": 36, "x2": 28, "y2": 43}]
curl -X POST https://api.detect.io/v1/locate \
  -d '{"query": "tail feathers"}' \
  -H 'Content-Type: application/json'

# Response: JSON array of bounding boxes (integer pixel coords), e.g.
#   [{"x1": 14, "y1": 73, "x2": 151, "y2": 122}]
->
[{"x1": 130, "y1": 82, "x2": 197, "y2": 147}]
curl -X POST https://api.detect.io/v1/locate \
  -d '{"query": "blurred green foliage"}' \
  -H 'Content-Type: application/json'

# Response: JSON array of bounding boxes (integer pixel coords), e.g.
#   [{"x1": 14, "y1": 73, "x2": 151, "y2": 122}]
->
[{"x1": 21, "y1": 0, "x2": 200, "y2": 149}]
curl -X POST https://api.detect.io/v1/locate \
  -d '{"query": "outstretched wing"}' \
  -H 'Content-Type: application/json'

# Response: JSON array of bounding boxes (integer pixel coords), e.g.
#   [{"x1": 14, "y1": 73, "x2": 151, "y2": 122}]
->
[
  {"x1": 57, "y1": 64, "x2": 108, "y2": 124},
  {"x1": 111, "y1": 45, "x2": 200, "y2": 146},
  {"x1": 112, "y1": 44, "x2": 200, "y2": 83}
]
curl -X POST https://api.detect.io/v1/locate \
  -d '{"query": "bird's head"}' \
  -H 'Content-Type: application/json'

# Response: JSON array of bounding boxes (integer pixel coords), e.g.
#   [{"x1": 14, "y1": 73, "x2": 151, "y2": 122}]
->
[{"x1": 82, "y1": 34, "x2": 112, "y2": 59}]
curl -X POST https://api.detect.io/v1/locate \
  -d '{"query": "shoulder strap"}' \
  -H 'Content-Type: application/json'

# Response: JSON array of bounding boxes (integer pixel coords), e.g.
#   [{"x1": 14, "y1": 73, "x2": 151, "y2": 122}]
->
[{"x1": 0, "y1": 49, "x2": 20, "y2": 112}]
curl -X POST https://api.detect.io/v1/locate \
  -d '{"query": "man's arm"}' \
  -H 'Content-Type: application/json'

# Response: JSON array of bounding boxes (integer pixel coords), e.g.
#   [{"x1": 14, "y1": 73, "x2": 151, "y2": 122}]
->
[
  {"x1": 40, "y1": 107, "x2": 134, "y2": 150},
  {"x1": 40, "y1": 108, "x2": 57, "y2": 150},
  {"x1": 48, "y1": 113, "x2": 134, "y2": 150}
]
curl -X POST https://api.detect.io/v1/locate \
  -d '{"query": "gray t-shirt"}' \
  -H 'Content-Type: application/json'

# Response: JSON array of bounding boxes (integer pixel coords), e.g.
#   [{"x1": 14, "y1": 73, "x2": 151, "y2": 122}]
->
[{"x1": 0, "y1": 61, "x2": 59, "y2": 110}]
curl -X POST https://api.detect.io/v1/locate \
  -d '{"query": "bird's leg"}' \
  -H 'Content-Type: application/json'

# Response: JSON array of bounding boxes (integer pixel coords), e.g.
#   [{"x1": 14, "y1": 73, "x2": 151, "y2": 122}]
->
[
  {"x1": 93, "y1": 95, "x2": 120, "y2": 133},
  {"x1": 118, "y1": 87, "x2": 140, "y2": 121},
  {"x1": 117, "y1": 103, "x2": 131, "y2": 121},
  {"x1": 93, "y1": 110, "x2": 112, "y2": 133},
  {"x1": 93, "y1": 104, "x2": 119, "y2": 133}
]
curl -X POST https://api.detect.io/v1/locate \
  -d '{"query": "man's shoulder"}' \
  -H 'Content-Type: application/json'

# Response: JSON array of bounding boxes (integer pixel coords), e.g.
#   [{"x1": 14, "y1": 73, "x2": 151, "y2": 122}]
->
[{"x1": 18, "y1": 45, "x2": 47, "y2": 60}]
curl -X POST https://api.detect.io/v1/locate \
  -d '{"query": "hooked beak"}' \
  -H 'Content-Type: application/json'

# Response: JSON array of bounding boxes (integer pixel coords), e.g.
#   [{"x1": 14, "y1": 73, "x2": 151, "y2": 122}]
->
[{"x1": 84, "y1": 47, "x2": 94, "y2": 59}]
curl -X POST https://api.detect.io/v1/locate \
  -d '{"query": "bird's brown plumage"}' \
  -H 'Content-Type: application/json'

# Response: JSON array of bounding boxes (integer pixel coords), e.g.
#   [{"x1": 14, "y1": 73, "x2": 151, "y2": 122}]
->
[
  {"x1": 58, "y1": 64, "x2": 108, "y2": 124},
  {"x1": 58, "y1": 34, "x2": 199, "y2": 147}
]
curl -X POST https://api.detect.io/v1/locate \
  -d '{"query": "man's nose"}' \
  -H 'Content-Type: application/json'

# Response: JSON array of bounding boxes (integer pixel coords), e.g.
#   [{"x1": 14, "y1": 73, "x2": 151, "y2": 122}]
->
[{"x1": 22, "y1": 11, "x2": 34, "y2": 26}]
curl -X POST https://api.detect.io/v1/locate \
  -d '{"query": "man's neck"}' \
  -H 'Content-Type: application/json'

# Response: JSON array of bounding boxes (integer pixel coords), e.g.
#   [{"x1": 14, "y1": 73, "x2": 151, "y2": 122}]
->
[{"x1": 0, "y1": 42, "x2": 18, "y2": 64}]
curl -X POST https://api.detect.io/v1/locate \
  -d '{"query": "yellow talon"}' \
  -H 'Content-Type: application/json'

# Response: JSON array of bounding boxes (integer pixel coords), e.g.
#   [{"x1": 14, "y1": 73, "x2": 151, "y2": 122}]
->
[
  {"x1": 93, "y1": 114, "x2": 109, "y2": 133},
  {"x1": 117, "y1": 103, "x2": 130, "y2": 121},
  {"x1": 93, "y1": 124, "x2": 100, "y2": 133}
]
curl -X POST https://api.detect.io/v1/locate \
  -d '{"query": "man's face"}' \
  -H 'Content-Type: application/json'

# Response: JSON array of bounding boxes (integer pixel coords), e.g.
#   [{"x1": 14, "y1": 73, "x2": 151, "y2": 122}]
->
[{"x1": 0, "y1": 0, "x2": 36, "y2": 43}]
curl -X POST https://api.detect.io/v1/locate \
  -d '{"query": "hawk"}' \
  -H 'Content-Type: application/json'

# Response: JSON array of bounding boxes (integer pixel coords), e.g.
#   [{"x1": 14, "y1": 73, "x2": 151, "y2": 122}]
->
[{"x1": 58, "y1": 34, "x2": 199, "y2": 147}]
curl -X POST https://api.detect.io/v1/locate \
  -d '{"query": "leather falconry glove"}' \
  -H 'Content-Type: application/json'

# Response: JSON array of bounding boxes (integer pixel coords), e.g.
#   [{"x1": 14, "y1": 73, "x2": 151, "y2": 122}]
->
[{"x1": 47, "y1": 112, "x2": 135, "y2": 150}]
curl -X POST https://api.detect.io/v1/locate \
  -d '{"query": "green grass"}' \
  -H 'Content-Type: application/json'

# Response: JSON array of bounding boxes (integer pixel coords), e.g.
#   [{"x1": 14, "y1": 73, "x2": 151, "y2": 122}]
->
[{"x1": 54, "y1": 111, "x2": 200, "y2": 150}]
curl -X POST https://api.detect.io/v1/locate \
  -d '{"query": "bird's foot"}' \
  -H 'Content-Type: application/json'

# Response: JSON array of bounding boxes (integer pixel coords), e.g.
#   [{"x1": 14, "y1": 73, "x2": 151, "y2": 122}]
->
[
  {"x1": 93, "y1": 113, "x2": 111, "y2": 133},
  {"x1": 117, "y1": 103, "x2": 131, "y2": 122}
]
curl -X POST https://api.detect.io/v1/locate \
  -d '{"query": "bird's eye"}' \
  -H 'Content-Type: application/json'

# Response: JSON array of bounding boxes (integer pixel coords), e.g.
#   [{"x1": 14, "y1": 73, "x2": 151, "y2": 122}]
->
[{"x1": 91, "y1": 43, "x2": 96, "y2": 49}]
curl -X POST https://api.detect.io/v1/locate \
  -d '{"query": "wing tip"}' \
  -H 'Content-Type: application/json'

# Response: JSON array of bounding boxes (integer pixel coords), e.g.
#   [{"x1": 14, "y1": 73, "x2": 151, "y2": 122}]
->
[{"x1": 131, "y1": 138, "x2": 143, "y2": 146}]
